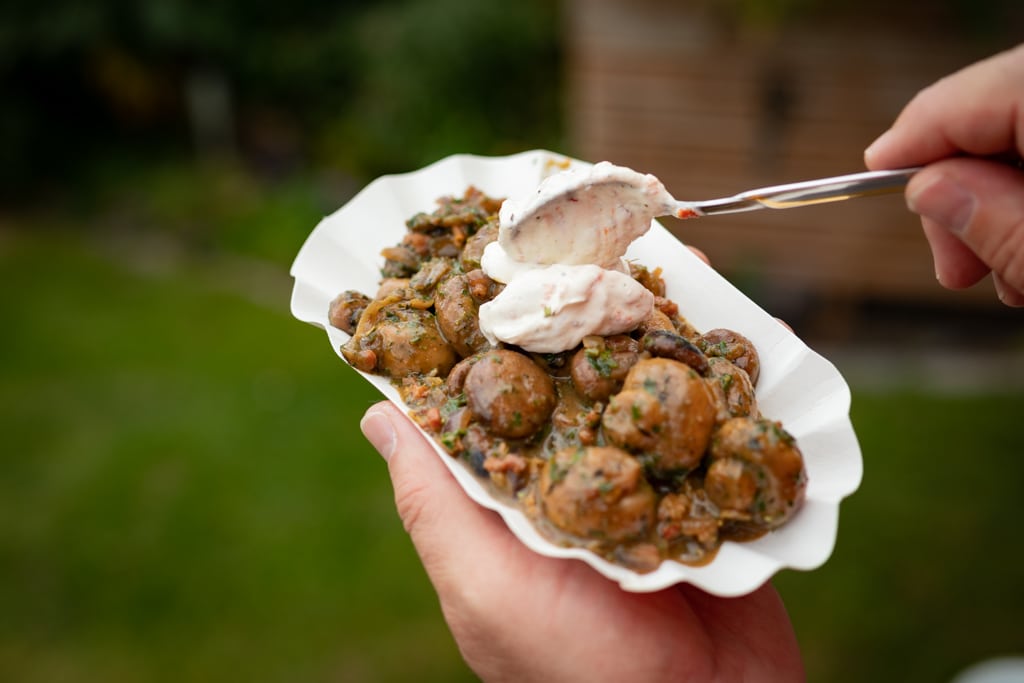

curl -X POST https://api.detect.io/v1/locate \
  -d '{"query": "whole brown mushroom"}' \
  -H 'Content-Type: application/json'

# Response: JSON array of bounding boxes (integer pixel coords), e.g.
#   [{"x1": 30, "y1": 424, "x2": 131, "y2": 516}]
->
[
  {"x1": 463, "y1": 349, "x2": 557, "y2": 439},
  {"x1": 705, "y1": 416, "x2": 807, "y2": 535},
  {"x1": 341, "y1": 296, "x2": 457, "y2": 378},
  {"x1": 602, "y1": 358, "x2": 716, "y2": 480},
  {"x1": 698, "y1": 328, "x2": 761, "y2": 386},
  {"x1": 705, "y1": 356, "x2": 758, "y2": 423},
  {"x1": 539, "y1": 445, "x2": 657, "y2": 543},
  {"x1": 569, "y1": 335, "x2": 642, "y2": 402}
]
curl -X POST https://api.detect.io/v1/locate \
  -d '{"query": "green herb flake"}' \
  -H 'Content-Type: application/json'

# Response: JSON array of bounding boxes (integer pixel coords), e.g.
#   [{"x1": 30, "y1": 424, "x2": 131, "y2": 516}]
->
[
  {"x1": 440, "y1": 393, "x2": 468, "y2": 418},
  {"x1": 770, "y1": 422, "x2": 795, "y2": 445},
  {"x1": 585, "y1": 348, "x2": 618, "y2": 378},
  {"x1": 719, "y1": 373, "x2": 734, "y2": 392},
  {"x1": 440, "y1": 428, "x2": 466, "y2": 451}
]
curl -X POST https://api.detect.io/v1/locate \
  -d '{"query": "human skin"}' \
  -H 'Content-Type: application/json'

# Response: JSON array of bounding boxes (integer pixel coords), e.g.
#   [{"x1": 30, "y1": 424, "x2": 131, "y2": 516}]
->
[
  {"x1": 361, "y1": 344, "x2": 804, "y2": 683},
  {"x1": 864, "y1": 43, "x2": 1024, "y2": 307}
]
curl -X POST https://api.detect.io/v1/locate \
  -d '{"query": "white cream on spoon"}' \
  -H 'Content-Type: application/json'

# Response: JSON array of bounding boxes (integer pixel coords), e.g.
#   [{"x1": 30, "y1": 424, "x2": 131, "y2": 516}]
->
[
  {"x1": 479, "y1": 161, "x2": 663, "y2": 353},
  {"x1": 496, "y1": 161, "x2": 675, "y2": 268}
]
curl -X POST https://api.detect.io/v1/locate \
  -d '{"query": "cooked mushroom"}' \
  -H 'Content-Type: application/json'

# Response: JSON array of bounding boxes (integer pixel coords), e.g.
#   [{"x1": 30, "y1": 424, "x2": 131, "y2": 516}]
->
[
  {"x1": 435, "y1": 273, "x2": 493, "y2": 358},
  {"x1": 460, "y1": 220, "x2": 499, "y2": 271},
  {"x1": 698, "y1": 328, "x2": 761, "y2": 386},
  {"x1": 602, "y1": 358, "x2": 717, "y2": 480},
  {"x1": 539, "y1": 445, "x2": 657, "y2": 542},
  {"x1": 463, "y1": 349, "x2": 557, "y2": 439},
  {"x1": 409, "y1": 257, "x2": 455, "y2": 296},
  {"x1": 705, "y1": 356, "x2": 758, "y2": 422},
  {"x1": 341, "y1": 295, "x2": 457, "y2": 378},
  {"x1": 641, "y1": 329, "x2": 709, "y2": 374},
  {"x1": 327, "y1": 290, "x2": 371, "y2": 335},
  {"x1": 705, "y1": 417, "x2": 807, "y2": 535},
  {"x1": 635, "y1": 307, "x2": 676, "y2": 335},
  {"x1": 569, "y1": 335, "x2": 641, "y2": 402}
]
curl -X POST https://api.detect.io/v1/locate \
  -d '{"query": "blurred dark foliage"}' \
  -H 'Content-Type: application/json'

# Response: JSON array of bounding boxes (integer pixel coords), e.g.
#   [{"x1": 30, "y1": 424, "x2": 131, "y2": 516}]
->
[
  {"x1": 0, "y1": 0, "x2": 562, "y2": 205},
  {"x1": 722, "y1": 0, "x2": 1024, "y2": 35}
]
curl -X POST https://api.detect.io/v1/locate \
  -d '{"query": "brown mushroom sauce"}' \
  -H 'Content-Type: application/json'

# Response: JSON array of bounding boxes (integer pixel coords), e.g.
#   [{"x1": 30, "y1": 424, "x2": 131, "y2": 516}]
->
[{"x1": 329, "y1": 187, "x2": 808, "y2": 573}]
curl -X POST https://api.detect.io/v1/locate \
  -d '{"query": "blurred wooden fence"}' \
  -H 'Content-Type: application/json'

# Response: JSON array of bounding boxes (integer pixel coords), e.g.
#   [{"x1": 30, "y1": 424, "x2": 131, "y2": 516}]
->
[{"x1": 563, "y1": 0, "x2": 1016, "y2": 312}]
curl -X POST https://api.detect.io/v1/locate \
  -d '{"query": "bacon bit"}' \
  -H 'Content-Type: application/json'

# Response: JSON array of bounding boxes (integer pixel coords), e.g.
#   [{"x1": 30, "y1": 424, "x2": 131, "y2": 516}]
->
[
  {"x1": 649, "y1": 266, "x2": 666, "y2": 296},
  {"x1": 654, "y1": 296, "x2": 679, "y2": 318},
  {"x1": 675, "y1": 207, "x2": 699, "y2": 219},
  {"x1": 451, "y1": 225, "x2": 467, "y2": 249},
  {"x1": 582, "y1": 403, "x2": 604, "y2": 428},
  {"x1": 410, "y1": 406, "x2": 444, "y2": 434},
  {"x1": 403, "y1": 232, "x2": 431, "y2": 256},
  {"x1": 402, "y1": 379, "x2": 428, "y2": 400},
  {"x1": 484, "y1": 453, "x2": 528, "y2": 475},
  {"x1": 420, "y1": 407, "x2": 442, "y2": 432}
]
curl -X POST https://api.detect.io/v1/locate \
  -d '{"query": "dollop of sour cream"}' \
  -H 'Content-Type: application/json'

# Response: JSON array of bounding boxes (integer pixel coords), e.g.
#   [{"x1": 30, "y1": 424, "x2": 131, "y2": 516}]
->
[
  {"x1": 497, "y1": 161, "x2": 674, "y2": 268},
  {"x1": 478, "y1": 264, "x2": 653, "y2": 354},
  {"x1": 479, "y1": 161, "x2": 666, "y2": 353}
]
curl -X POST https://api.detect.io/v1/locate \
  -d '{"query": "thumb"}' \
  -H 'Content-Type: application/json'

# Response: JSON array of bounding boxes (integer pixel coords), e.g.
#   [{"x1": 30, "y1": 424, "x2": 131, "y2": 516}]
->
[
  {"x1": 360, "y1": 401, "x2": 518, "y2": 593},
  {"x1": 906, "y1": 158, "x2": 1024, "y2": 306}
]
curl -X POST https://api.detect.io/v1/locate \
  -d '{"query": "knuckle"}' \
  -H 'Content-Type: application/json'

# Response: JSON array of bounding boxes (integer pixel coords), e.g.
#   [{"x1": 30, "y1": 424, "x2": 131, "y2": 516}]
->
[
  {"x1": 392, "y1": 475, "x2": 434, "y2": 536},
  {"x1": 986, "y1": 215, "x2": 1024, "y2": 291}
]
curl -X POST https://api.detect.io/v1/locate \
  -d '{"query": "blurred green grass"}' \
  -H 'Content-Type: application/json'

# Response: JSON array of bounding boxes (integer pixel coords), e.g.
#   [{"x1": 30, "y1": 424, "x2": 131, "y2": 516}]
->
[
  {"x1": 777, "y1": 390, "x2": 1024, "y2": 681},
  {"x1": 0, "y1": 226, "x2": 474, "y2": 682},
  {"x1": 1, "y1": 181, "x2": 1022, "y2": 681}
]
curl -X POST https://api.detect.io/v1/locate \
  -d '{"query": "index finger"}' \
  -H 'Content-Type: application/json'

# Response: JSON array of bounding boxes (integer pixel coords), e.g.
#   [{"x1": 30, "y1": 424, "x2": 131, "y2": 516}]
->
[{"x1": 864, "y1": 44, "x2": 1024, "y2": 169}]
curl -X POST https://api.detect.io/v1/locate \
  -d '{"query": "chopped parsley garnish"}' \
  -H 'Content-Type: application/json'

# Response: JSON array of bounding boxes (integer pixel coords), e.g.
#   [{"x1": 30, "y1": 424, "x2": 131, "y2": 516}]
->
[
  {"x1": 440, "y1": 428, "x2": 466, "y2": 451},
  {"x1": 771, "y1": 422, "x2": 795, "y2": 445},
  {"x1": 585, "y1": 347, "x2": 618, "y2": 378},
  {"x1": 440, "y1": 392, "x2": 467, "y2": 418}
]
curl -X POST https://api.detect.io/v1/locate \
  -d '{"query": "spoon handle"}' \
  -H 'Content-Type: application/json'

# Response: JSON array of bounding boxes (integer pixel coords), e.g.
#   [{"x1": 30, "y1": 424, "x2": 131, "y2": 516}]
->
[{"x1": 675, "y1": 167, "x2": 922, "y2": 219}]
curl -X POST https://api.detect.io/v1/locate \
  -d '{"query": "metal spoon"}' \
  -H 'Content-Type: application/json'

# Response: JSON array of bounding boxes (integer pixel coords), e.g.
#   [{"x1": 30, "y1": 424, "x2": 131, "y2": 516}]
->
[
  {"x1": 497, "y1": 163, "x2": 922, "y2": 267},
  {"x1": 672, "y1": 167, "x2": 921, "y2": 219}
]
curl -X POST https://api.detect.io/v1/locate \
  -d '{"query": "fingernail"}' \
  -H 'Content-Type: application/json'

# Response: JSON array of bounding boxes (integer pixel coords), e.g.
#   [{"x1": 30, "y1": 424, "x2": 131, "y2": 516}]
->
[
  {"x1": 863, "y1": 130, "x2": 893, "y2": 165},
  {"x1": 361, "y1": 408, "x2": 396, "y2": 462},
  {"x1": 907, "y1": 176, "x2": 976, "y2": 236},
  {"x1": 994, "y1": 276, "x2": 1024, "y2": 308}
]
